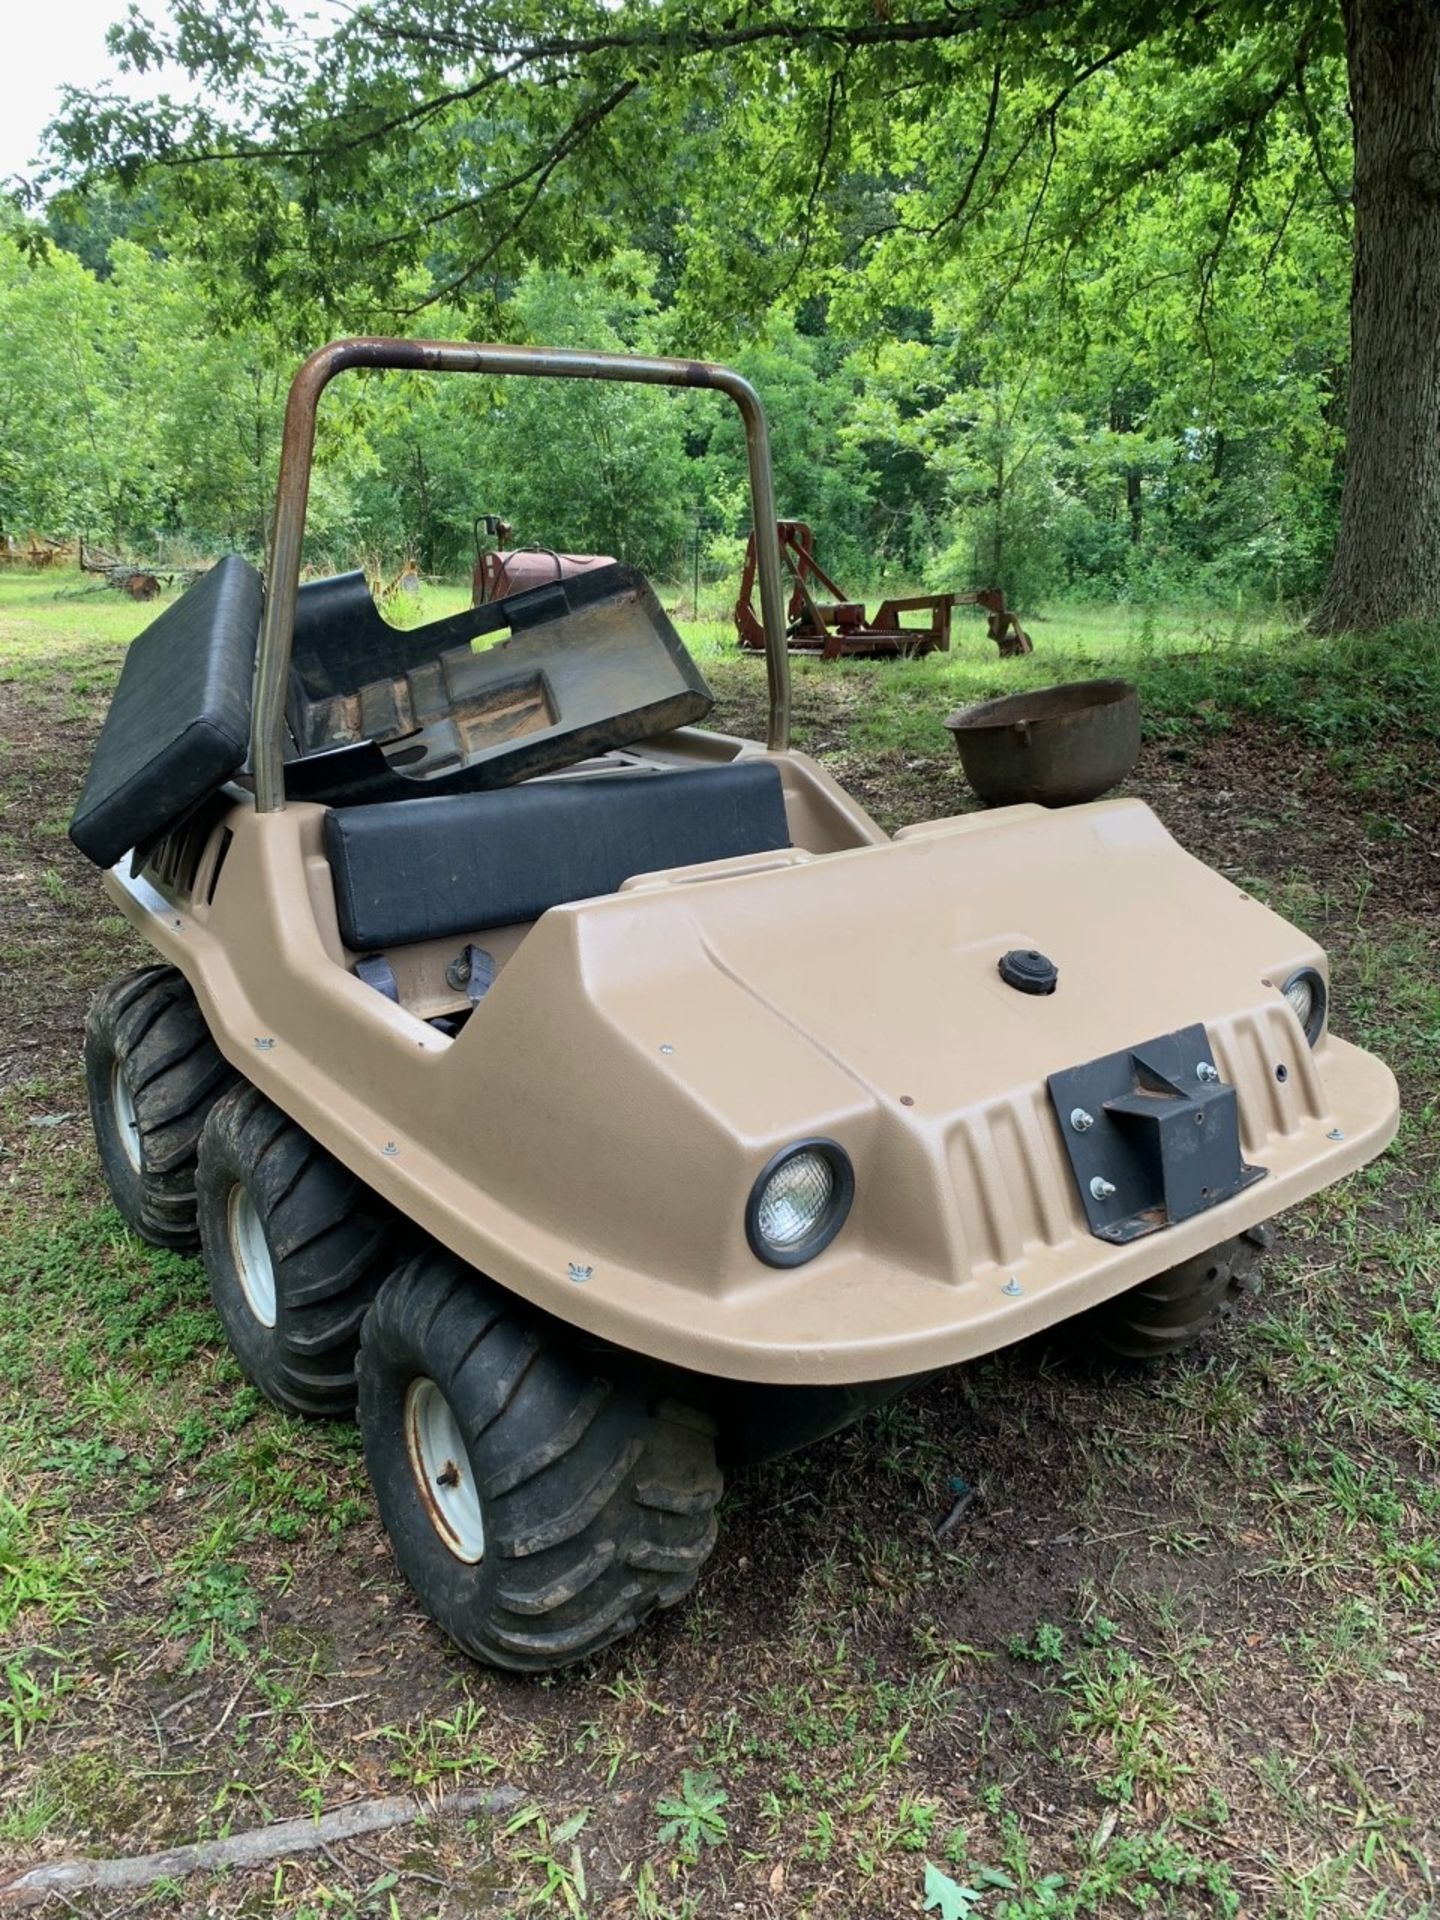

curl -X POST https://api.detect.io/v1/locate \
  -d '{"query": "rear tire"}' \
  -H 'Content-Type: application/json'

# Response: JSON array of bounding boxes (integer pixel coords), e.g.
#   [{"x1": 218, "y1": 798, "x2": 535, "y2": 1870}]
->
[
  {"x1": 196, "y1": 1084, "x2": 398, "y2": 1417},
  {"x1": 358, "y1": 1249, "x2": 722, "y2": 1672},
  {"x1": 1077, "y1": 1226, "x2": 1270, "y2": 1361},
  {"x1": 84, "y1": 965, "x2": 236, "y2": 1248}
]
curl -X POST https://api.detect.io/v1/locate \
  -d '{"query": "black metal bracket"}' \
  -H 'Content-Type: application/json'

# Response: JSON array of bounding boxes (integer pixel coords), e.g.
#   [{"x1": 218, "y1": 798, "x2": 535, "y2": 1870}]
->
[
  {"x1": 1048, "y1": 1023, "x2": 1265, "y2": 1245},
  {"x1": 355, "y1": 952, "x2": 400, "y2": 1003}
]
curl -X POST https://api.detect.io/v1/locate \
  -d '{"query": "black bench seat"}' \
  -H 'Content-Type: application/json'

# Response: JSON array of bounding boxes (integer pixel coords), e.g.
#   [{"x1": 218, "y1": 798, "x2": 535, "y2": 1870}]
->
[{"x1": 325, "y1": 762, "x2": 791, "y2": 952}]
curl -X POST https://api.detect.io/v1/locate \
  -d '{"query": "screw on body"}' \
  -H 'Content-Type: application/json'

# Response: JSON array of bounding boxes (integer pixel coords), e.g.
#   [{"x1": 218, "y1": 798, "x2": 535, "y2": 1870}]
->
[
  {"x1": 1070, "y1": 1108, "x2": 1094, "y2": 1132},
  {"x1": 1089, "y1": 1175, "x2": 1117, "y2": 1200},
  {"x1": 1196, "y1": 1062, "x2": 1220, "y2": 1083}
]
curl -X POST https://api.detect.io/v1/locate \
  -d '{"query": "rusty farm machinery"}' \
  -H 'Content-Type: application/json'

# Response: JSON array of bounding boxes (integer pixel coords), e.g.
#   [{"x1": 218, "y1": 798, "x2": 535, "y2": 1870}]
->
[
  {"x1": 470, "y1": 514, "x2": 615, "y2": 606},
  {"x1": 735, "y1": 521, "x2": 1032, "y2": 662}
]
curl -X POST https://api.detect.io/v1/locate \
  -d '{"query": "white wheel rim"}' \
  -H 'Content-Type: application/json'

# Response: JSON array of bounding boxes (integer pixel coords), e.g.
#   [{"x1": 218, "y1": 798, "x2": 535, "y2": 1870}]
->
[
  {"x1": 406, "y1": 1376, "x2": 485, "y2": 1563},
  {"x1": 111, "y1": 1063, "x2": 142, "y2": 1172},
  {"x1": 227, "y1": 1184, "x2": 277, "y2": 1329}
]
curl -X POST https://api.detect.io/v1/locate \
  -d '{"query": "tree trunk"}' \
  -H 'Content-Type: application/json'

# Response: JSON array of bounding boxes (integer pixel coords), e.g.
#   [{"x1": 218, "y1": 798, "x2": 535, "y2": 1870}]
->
[{"x1": 1312, "y1": 0, "x2": 1440, "y2": 632}]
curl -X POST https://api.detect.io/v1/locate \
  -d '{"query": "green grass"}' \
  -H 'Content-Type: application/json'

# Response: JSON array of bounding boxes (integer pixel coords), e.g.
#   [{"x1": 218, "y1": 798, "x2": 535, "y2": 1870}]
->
[{"x1": 5, "y1": 564, "x2": 1436, "y2": 778}]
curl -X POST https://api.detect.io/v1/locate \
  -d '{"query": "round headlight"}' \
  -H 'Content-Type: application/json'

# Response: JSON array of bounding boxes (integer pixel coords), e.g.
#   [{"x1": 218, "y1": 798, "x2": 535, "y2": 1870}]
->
[
  {"x1": 746, "y1": 1141, "x2": 854, "y2": 1268},
  {"x1": 1281, "y1": 967, "x2": 1327, "y2": 1047}
]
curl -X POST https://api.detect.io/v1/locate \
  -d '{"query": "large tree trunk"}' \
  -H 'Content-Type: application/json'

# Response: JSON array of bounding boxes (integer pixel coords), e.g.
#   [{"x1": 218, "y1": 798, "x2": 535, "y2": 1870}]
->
[{"x1": 1311, "y1": 0, "x2": 1440, "y2": 633}]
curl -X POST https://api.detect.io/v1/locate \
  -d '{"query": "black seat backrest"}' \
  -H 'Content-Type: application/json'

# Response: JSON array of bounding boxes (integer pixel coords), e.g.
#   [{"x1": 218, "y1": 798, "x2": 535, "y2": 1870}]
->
[
  {"x1": 325, "y1": 762, "x2": 790, "y2": 951},
  {"x1": 69, "y1": 555, "x2": 262, "y2": 867}
]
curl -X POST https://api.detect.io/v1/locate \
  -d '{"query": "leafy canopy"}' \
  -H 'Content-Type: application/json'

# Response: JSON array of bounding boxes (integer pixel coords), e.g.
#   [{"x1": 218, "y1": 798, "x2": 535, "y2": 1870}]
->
[{"x1": 1, "y1": 0, "x2": 1357, "y2": 605}]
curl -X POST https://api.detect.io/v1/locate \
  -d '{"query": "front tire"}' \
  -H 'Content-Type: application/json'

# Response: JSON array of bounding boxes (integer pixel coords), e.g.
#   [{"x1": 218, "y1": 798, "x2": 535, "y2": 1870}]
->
[
  {"x1": 196, "y1": 1084, "x2": 398, "y2": 1417},
  {"x1": 358, "y1": 1250, "x2": 722, "y2": 1672},
  {"x1": 84, "y1": 966, "x2": 236, "y2": 1248},
  {"x1": 1077, "y1": 1226, "x2": 1270, "y2": 1361}
]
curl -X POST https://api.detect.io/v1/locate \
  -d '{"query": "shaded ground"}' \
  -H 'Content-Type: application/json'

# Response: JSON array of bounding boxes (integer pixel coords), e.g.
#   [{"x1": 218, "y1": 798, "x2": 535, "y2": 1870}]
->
[{"x1": 1, "y1": 586, "x2": 1437, "y2": 1919}]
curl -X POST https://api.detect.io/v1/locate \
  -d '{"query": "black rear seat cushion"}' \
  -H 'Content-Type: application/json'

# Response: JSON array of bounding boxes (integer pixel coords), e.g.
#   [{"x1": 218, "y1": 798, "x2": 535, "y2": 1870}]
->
[
  {"x1": 70, "y1": 554, "x2": 262, "y2": 867},
  {"x1": 325, "y1": 763, "x2": 791, "y2": 951}
]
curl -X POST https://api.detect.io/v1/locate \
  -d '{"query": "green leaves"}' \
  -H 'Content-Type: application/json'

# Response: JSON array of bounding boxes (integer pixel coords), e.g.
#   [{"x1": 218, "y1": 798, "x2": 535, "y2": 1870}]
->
[
  {"x1": 922, "y1": 1862, "x2": 987, "y2": 1918},
  {"x1": 654, "y1": 1767, "x2": 729, "y2": 1858},
  {"x1": 7, "y1": 0, "x2": 1362, "y2": 601},
  {"x1": 921, "y1": 1861, "x2": 1020, "y2": 1917}
]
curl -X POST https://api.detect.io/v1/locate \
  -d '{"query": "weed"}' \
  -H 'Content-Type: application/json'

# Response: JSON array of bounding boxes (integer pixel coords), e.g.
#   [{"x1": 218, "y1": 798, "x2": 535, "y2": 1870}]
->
[
  {"x1": 655, "y1": 1768, "x2": 729, "y2": 1859},
  {"x1": 165, "y1": 1561, "x2": 262, "y2": 1668},
  {"x1": 504, "y1": 1803, "x2": 591, "y2": 1913}
]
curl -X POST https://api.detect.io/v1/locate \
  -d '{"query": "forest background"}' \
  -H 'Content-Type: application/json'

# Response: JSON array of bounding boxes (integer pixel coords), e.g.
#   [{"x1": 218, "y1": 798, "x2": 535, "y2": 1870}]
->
[{"x1": 1, "y1": 0, "x2": 1381, "y2": 620}]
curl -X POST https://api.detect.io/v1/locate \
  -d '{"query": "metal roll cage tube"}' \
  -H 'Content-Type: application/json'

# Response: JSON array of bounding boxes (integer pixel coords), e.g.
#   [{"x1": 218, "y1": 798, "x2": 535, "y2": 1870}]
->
[{"x1": 251, "y1": 338, "x2": 792, "y2": 813}]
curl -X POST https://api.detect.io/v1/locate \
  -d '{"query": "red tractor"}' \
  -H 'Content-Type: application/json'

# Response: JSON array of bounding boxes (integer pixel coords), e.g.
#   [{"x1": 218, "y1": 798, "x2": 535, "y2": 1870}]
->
[{"x1": 470, "y1": 514, "x2": 615, "y2": 606}]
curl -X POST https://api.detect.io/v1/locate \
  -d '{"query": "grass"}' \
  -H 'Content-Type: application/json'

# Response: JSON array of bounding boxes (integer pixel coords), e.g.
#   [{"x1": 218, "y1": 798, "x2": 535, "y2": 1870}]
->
[{"x1": 0, "y1": 564, "x2": 1436, "y2": 1914}]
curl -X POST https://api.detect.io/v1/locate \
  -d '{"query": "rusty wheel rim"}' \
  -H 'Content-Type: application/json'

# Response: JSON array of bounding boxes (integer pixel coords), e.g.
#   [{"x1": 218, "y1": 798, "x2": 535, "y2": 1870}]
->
[{"x1": 405, "y1": 1376, "x2": 485, "y2": 1563}]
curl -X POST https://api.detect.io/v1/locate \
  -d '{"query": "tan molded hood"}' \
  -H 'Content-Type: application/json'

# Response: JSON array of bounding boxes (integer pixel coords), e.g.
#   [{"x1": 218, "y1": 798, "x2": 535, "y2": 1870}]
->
[{"x1": 108, "y1": 794, "x2": 1397, "y2": 1384}]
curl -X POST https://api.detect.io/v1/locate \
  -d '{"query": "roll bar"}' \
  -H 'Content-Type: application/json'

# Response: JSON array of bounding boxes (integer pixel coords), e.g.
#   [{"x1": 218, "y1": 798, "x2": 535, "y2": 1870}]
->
[{"x1": 251, "y1": 337, "x2": 792, "y2": 813}]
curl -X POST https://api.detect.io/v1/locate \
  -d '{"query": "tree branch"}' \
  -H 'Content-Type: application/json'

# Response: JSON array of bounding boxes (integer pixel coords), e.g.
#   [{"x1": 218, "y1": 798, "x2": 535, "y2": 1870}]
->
[
  {"x1": 393, "y1": 76, "x2": 641, "y2": 311},
  {"x1": 924, "y1": 60, "x2": 1003, "y2": 238},
  {"x1": 1197, "y1": 84, "x2": 1285, "y2": 334},
  {"x1": 365, "y1": 73, "x2": 644, "y2": 254},
  {"x1": 358, "y1": 1, "x2": 1058, "y2": 68},
  {"x1": 0, "y1": 1787, "x2": 523, "y2": 1909},
  {"x1": 74, "y1": 0, "x2": 1062, "y2": 181},
  {"x1": 1293, "y1": 57, "x2": 1352, "y2": 231},
  {"x1": 779, "y1": 56, "x2": 850, "y2": 297}
]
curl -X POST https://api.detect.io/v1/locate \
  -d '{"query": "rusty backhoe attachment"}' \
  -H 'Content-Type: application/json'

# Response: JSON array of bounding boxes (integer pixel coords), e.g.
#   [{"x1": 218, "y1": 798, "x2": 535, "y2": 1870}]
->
[
  {"x1": 734, "y1": 521, "x2": 1031, "y2": 661},
  {"x1": 970, "y1": 585, "x2": 1033, "y2": 658}
]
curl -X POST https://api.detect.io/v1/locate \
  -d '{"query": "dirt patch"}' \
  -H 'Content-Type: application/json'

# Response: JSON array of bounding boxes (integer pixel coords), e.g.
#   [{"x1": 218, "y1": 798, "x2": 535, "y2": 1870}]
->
[{"x1": 1139, "y1": 718, "x2": 1440, "y2": 914}]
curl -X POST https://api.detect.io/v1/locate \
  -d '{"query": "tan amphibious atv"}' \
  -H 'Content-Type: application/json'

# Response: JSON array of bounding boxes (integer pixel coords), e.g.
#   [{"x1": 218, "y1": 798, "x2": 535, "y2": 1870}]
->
[{"x1": 71, "y1": 340, "x2": 1399, "y2": 1672}]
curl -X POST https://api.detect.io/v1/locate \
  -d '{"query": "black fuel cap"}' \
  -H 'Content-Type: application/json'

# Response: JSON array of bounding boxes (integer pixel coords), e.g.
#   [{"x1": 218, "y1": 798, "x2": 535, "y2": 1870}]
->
[{"x1": 999, "y1": 948, "x2": 1058, "y2": 995}]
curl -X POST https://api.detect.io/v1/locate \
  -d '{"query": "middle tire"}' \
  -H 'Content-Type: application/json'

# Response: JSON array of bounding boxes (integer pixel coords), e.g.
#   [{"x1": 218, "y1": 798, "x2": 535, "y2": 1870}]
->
[
  {"x1": 357, "y1": 1250, "x2": 723, "y2": 1672},
  {"x1": 1075, "y1": 1225, "x2": 1270, "y2": 1361},
  {"x1": 196, "y1": 1083, "x2": 399, "y2": 1417}
]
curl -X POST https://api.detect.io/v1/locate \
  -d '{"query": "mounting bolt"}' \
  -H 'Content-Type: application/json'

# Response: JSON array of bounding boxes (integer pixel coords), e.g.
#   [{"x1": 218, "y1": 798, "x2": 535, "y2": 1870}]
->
[
  {"x1": 568, "y1": 1262, "x2": 594, "y2": 1283},
  {"x1": 1001, "y1": 1277, "x2": 1023, "y2": 1297},
  {"x1": 659, "y1": 1043, "x2": 675, "y2": 1056},
  {"x1": 1070, "y1": 1108, "x2": 1094, "y2": 1133},
  {"x1": 1196, "y1": 1062, "x2": 1220, "y2": 1084},
  {"x1": 253, "y1": 1037, "x2": 275, "y2": 1051},
  {"x1": 382, "y1": 1142, "x2": 398, "y2": 1157},
  {"x1": 1327, "y1": 1128, "x2": 1345, "y2": 1142},
  {"x1": 1089, "y1": 1175, "x2": 1117, "y2": 1201}
]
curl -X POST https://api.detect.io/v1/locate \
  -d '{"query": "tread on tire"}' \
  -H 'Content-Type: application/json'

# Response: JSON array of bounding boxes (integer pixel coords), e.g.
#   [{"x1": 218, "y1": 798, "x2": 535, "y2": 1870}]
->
[
  {"x1": 196, "y1": 1083, "x2": 398, "y2": 1417},
  {"x1": 358, "y1": 1248, "x2": 722, "y2": 1672},
  {"x1": 84, "y1": 964, "x2": 236, "y2": 1248},
  {"x1": 1078, "y1": 1226, "x2": 1270, "y2": 1361}
]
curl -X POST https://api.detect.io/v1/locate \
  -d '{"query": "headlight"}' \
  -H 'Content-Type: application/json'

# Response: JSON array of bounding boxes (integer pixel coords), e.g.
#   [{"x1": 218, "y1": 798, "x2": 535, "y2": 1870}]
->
[
  {"x1": 1281, "y1": 967, "x2": 1327, "y2": 1047},
  {"x1": 746, "y1": 1141, "x2": 854, "y2": 1267}
]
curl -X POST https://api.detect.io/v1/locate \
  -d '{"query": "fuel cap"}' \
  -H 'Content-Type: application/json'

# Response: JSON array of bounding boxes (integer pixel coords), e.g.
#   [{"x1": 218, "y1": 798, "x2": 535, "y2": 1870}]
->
[{"x1": 999, "y1": 948, "x2": 1058, "y2": 995}]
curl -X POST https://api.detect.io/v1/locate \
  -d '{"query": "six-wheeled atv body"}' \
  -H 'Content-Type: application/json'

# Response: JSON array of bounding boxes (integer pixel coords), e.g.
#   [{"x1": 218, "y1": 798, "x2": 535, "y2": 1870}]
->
[{"x1": 70, "y1": 340, "x2": 1399, "y2": 1671}]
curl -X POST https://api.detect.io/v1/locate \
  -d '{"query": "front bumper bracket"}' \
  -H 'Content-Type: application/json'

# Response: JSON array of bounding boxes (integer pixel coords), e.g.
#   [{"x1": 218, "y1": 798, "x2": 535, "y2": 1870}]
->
[{"x1": 1049, "y1": 1023, "x2": 1267, "y2": 1245}]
